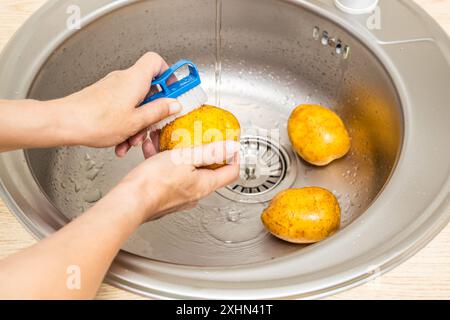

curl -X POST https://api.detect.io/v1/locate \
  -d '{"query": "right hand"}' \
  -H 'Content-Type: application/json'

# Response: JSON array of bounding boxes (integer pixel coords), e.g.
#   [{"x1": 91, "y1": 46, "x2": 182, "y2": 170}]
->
[
  {"x1": 56, "y1": 52, "x2": 180, "y2": 156},
  {"x1": 117, "y1": 140, "x2": 241, "y2": 223}
]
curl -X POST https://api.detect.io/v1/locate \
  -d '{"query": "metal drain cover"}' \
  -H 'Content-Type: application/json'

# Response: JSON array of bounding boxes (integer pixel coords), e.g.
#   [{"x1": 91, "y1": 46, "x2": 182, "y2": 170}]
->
[{"x1": 217, "y1": 136, "x2": 298, "y2": 203}]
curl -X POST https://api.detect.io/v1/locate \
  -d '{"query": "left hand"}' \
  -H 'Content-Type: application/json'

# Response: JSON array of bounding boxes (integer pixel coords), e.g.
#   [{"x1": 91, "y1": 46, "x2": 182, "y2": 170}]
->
[{"x1": 114, "y1": 140, "x2": 241, "y2": 222}]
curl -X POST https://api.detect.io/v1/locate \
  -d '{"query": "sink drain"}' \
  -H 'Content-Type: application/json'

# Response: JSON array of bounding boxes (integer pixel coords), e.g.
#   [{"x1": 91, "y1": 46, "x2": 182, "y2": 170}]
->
[
  {"x1": 217, "y1": 136, "x2": 298, "y2": 203},
  {"x1": 229, "y1": 137, "x2": 287, "y2": 194}
]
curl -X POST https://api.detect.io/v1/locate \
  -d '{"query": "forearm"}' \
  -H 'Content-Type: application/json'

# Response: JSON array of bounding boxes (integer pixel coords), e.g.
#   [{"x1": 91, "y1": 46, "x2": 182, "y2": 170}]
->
[
  {"x1": 0, "y1": 99, "x2": 77, "y2": 152},
  {"x1": 0, "y1": 182, "x2": 147, "y2": 299}
]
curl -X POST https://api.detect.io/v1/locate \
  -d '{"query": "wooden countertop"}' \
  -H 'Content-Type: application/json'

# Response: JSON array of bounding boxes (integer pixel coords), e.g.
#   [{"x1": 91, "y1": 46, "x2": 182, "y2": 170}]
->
[{"x1": 0, "y1": 0, "x2": 449, "y2": 300}]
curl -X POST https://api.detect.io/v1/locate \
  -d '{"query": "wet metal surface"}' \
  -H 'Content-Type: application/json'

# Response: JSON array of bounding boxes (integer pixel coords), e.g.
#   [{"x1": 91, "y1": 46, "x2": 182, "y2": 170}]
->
[
  {"x1": 1, "y1": 0, "x2": 448, "y2": 299},
  {"x1": 26, "y1": 0, "x2": 401, "y2": 266}
]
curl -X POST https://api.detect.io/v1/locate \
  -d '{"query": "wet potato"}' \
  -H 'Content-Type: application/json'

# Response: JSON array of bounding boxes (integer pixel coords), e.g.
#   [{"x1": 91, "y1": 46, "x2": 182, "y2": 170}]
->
[
  {"x1": 288, "y1": 104, "x2": 351, "y2": 166},
  {"x1": 261, "y1": 187, "x2": 341, "y2": 244},
  {"x1": 160, "y1": 105, "x2": 241, "y2": 169},
  {"x1": 162, "y1": 104, "x2": 344, "y2": 244}
]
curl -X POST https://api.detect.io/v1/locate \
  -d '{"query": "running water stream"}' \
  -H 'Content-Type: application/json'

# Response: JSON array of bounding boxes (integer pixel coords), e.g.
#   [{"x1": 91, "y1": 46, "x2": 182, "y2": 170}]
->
[{"x1": 214, "y1": 0, "x2": 223, "y2": 107}]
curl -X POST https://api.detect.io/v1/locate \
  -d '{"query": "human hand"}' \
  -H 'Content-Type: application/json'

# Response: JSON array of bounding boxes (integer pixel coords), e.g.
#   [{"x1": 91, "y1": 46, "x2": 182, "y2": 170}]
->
[
  {"x1": 58, "y1": 52, "x2": 180, "y2": 156},
  {"x1": 114, "y1": 140, "x2": 241, "y2": 223}
]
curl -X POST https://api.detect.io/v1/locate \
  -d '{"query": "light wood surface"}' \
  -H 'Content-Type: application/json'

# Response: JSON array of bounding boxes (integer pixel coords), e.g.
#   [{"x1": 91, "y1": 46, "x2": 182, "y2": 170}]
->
[{"x1": 0, "y1": 0, "x2": 449, "y2": 300}]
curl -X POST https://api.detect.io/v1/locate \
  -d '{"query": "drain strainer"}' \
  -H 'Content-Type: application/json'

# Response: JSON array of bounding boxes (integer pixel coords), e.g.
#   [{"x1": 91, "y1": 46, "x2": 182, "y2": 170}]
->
[{"x1": 217, "y1": 136, "x2": 298, "y2": 203}]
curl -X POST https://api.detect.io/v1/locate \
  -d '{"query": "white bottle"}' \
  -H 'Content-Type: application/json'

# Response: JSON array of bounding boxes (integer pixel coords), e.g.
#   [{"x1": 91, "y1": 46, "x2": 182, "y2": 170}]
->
[{"x1": 335, "y1": 0, "x2": 379, "y2": 14}]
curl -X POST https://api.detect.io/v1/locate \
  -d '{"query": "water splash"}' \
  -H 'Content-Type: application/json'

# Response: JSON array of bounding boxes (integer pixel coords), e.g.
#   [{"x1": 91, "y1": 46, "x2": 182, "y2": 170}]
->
[
  {"x1": 83, "y1": 189, "x2": 102, "y2": 203},
  {"x1": 201, "y1": 202, "x2": 267, "y2": 244}
]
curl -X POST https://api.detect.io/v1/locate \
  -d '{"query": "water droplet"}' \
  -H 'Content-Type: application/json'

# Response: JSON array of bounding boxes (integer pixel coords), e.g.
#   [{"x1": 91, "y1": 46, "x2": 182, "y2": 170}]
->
[
  {"x1": 85, "y1": 160, "x2": 96, "y2": 171},
  {"x1": 226, "y1": 209, "x2": 241, "y2": 223},
  {"x1": 201, "y1": 203, "x2": 266, "y2": 244},
  {"x1": 86, "y1": 168, "x2": 100, "y2": 181},
  {"x1": 84, "y1": 189, "x2": 102, "y2": 203}
]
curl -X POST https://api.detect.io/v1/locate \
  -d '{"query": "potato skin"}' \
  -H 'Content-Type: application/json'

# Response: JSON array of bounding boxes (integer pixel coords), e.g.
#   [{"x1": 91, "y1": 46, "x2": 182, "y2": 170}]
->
[
  {"x1": 261, "y1": 187, "x2": 341, "y2": 244},
  {"x1": 159, "y1": 105, "x2": 240, "y2": 169},
  {"x1": 288, "y1": 104, "x2": 350, "y2": 166}
]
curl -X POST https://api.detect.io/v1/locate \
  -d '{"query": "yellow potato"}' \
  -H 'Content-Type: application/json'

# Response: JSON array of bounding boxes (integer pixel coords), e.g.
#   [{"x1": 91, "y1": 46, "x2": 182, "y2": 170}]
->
[
  {"x1": 261, "y1": 187, "x2": 341, "y2": 244},
  {"x1": 288, "y1": 104, "x2": 350, "y2": 166},
  {"x1": 160, "y1": 105, "x2": 240, "y2": 169}
]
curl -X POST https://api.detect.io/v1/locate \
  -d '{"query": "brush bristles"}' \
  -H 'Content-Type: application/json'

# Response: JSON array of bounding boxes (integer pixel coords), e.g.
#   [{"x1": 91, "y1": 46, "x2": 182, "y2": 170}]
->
[{"x1": 150, "y1": 86, "x2": 208, "y2": 131}]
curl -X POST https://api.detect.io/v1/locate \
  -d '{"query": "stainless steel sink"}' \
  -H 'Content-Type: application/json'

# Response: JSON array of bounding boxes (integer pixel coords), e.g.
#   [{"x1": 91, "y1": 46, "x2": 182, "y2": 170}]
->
[{"x1": 0, "y1": 0, "x2": 449, "y2": 299}]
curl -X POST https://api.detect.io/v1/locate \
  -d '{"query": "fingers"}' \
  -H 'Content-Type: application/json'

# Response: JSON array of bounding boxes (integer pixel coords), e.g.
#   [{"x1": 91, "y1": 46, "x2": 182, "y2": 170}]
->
[
  {"x1": 198, "y1": 160, "x2": 240, "y2": 190},
  {"x1": 142, "y1": 138, "x2": 157, "y2": 159},
  {"x1": 142, "y1": 130, "x2": 160, "y2": 159},
  {"x1": 115, "y1": 141, "x2": 131, "y2": 157},
  {"x1": 196, "y1": 152, "x2": 240, "y2": 193},
  {"x1": 129, "y1": 128, "x2": 148, "y2": 147},
  {"x1": 128, "y1": 52, "x2": 170, "y2": 82},
  {"x1": 127, "y1": 52, "x2": 178, "y2": 104},
  {"x1": 135, "y1": 98, "x2": 182, "y2": 129},
  {"x1": 150, "y1": 130, "x2": 160, "y2": 152},
  {"x1": 116, "y1": 128, "x2": 147, "y2": 157},
  {"x1": 170, "y1": 141, "x2": 241, "y2": 167},
  {"x1": 193, "y1": 141, "x2": 240, "y2": 167},
  {"x1": 118, "y1": 128, "x2": 160, "y2": 159}
]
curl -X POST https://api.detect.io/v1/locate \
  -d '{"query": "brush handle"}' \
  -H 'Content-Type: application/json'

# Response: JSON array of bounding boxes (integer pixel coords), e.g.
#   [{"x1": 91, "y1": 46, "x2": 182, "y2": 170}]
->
[{"x1": 141, "y1": 59, "x2": 201, "y2": 105}]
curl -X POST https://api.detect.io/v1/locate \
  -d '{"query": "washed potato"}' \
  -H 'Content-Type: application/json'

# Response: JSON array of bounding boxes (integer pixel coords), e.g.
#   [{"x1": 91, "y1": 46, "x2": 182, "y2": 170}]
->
[
  {"x1": 288, "y1": 104, "x2": 350, "y2": 166},
  {"x1": 261, "y1": 187, "x2": 341, "y2": 244},
  {"x1": 160, "y1": 105, "x2": 240, "y2": 169}
]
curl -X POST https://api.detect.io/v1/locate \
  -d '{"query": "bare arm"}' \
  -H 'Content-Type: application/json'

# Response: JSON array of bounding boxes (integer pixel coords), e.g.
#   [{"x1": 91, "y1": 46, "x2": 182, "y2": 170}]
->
[
  {"x1": 0, "y1": 52, "x2": 240, "y2": 299},
  {"x1": 0, "y1": 52, "x2": 180, "y2": 154},
  {"x1": 0, "y1": 143, "x2": 239, "y2": 299},
  {"x1": 0, "y1": 99, "x2": 72, "y2": 152},
  {"x1": 0, "y1": 182, "x2": 143, "y2": 299}
]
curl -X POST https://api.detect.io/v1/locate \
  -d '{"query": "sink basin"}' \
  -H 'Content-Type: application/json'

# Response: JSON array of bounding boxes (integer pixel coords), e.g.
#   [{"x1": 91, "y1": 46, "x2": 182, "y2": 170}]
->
[{"x1": 0, "y1": 0, "x2": 449, "y2": 299}]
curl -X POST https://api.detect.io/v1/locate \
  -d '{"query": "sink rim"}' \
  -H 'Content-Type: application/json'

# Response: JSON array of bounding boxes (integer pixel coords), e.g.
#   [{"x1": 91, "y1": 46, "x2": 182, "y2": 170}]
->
[{"x1": 0, "y1": 0, "x2": 448, "y2": 299}]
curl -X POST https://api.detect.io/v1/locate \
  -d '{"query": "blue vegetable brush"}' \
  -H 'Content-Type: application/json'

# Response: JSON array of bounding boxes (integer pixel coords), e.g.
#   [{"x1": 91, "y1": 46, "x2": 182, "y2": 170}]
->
[{"x1": 141, "y1": 59, "x2": 208, "y2": 130}]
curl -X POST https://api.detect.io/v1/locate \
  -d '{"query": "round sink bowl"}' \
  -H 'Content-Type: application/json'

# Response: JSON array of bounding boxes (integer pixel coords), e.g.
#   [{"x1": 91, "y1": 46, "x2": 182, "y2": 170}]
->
[{"x1": 0, "y1": 0, "x2": 449, "y2": 299}]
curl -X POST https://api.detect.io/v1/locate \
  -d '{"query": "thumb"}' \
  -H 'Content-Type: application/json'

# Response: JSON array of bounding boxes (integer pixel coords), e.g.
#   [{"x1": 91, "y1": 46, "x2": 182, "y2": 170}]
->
[
  {"x1": 135, "y1": 98, "x2": 182, "y2": 128},
  {"x1": 170, "y1": 141, "x2": 241, "y2": 167}
]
